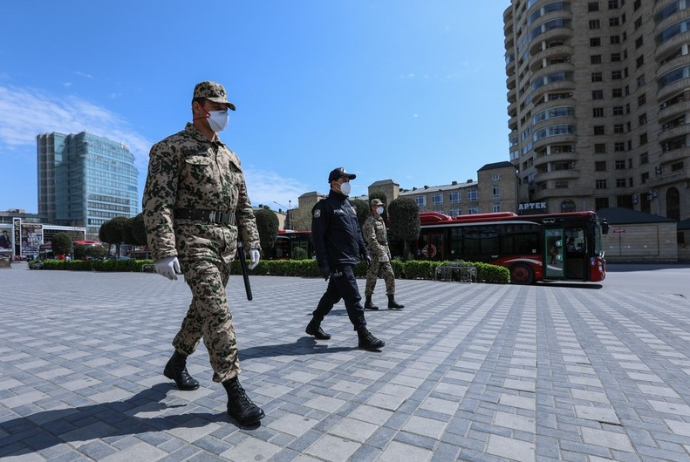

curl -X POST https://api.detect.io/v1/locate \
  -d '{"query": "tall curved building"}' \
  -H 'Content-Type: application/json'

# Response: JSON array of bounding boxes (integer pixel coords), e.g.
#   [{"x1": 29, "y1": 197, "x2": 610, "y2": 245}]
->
[{"x1": 504, "y1": 0, "x2": 690, "y2": 219}]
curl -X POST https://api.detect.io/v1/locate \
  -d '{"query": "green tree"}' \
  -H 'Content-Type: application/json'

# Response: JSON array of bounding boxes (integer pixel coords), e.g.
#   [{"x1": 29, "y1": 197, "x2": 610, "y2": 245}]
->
[
  {"x1": 254, "y1": 208, "x2": 279, "y2": 258},
  {"x1": 51, "y1": 233, "x2": 73, "y2": 258},
  {"x1": 350, "y1": 199, "x2": 369, "y2": 229},
  {"x1": 86, "y1": 245, "x2": 108, "y2": 260},
  {"x1": 131, "y1": 213, "x2": 147, "y2": 246},
  {"x1": 99, "y1": 216, "x2": 128, "y2": 256},
  {"x1": 387, "y1": 197, "x2": 420, "y2": 261}
]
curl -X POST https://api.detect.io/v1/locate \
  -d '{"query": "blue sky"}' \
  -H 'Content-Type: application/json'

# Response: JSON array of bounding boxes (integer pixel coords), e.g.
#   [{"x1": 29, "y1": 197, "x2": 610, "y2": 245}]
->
[{"x1": 0, "y1": 1, "x2": 511, "y2": 214}]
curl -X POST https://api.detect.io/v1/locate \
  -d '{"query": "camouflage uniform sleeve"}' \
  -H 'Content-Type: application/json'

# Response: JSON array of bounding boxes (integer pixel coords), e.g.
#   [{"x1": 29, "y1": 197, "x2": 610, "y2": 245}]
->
[
  {"x1": 232, "y1": 152, "x2": 261, "y2": 252},
  {"x1": 142, "y1": 140, "x2": 179, "y2": 260}
]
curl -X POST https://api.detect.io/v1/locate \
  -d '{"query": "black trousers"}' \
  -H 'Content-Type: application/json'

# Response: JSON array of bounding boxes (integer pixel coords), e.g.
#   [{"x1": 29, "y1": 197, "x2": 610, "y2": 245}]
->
[{"x1": 313, "y1": 264, "x2": 366, "y2": 330}]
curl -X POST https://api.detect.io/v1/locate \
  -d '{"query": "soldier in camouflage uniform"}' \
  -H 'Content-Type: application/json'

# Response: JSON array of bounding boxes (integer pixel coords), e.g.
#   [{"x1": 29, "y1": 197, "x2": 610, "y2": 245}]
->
[
  {"x1": 362, "y1": 199, "x2": 404, "y2": 310},
  {"x1": 142, "y1": 81, "x2": 264, "y2": 426}
]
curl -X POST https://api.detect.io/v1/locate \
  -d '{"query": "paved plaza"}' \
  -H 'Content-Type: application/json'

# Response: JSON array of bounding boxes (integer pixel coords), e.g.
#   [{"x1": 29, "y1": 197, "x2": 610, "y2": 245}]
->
[{"x1": 2, "y1": 264, "x2": 690, "y2": 461}]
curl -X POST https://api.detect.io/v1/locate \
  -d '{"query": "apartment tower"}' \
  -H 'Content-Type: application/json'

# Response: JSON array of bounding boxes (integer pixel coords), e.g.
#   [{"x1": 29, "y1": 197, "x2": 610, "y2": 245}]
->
[
  {"x1": 504, "y1": 0, "x2": 690, "y2": 219},
  {"x1": 37, "y1": 131, "x2": 139, "y2": 239}
]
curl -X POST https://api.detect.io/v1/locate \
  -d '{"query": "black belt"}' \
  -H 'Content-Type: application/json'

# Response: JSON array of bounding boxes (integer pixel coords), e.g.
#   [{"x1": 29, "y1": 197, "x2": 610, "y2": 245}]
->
[{"x1": 174, "y1": 209, "x2": 236, "y2": 225}]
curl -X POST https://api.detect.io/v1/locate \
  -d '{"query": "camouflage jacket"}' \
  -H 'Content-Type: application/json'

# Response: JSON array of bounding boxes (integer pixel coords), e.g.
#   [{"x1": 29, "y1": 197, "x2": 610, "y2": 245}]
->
[
  {"x1": 362, "y1": 215, "x2": 389, "y2": 260},
  {"x1": 142, "y1": 123, "x2": 260, "y2": 262}
]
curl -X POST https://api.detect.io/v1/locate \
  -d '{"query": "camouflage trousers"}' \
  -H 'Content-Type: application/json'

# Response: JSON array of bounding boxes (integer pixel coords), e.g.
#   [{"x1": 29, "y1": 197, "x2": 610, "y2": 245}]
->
[
  {"x1": 173, "y1": 254, "x2": 239, "y2": 383},
  {"x1": 365, "y1": 255, "x2": 395, "y2": 297}
]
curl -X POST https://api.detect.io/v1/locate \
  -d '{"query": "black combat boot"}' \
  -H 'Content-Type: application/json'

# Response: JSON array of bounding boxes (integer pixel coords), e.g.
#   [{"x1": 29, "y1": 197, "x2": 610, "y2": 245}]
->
[
  {"x1": 163, "y1": 350, "x2": 200, "y2": 391},
  {"x1": 357, "y1": 326, "x2": 385, "y2": 350},
  {"x1": 305, "y1": 316, "x2": 331, "y2": 340},
  {"x1": 223, "y1": 376, "x2": 265, "y2": 425},
  {"x1": 387, "y1": 294, "x2": 404, "y2": 309},
  {"x1": 364, "y1": 295, "x2": 379, "y2": 310}
]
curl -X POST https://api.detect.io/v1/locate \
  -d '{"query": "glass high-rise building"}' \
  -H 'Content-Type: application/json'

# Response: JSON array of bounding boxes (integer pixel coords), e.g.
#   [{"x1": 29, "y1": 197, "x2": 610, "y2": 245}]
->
[
  {"x1": 37, "y1": 131, "x2": 139, "y2": 239},
  {"x1": 504, "y1": 0, "x2": 690, "y2": 220}
]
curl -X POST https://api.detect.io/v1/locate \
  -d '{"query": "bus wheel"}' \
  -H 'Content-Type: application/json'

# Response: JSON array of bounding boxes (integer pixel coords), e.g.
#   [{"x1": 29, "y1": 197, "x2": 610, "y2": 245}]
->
[{"x1": 510, "y1": 264, "x2": 534, "y2": 285}]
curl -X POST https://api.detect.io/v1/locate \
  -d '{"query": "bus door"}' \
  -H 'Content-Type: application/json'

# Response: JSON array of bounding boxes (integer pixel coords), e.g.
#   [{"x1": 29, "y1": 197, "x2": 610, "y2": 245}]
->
[
  {"x1": 419, "y1": 232, "x2": 444, "y2": 261},
  {"x1": 544, "y1": 229, "x2": 565, "y2": 279}
]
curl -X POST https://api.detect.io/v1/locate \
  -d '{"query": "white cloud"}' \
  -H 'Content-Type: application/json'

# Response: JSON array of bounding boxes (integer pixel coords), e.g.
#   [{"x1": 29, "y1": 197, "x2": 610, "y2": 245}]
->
[{"x1": 243, "y1": 168, "x2": 309, "y2": 212}]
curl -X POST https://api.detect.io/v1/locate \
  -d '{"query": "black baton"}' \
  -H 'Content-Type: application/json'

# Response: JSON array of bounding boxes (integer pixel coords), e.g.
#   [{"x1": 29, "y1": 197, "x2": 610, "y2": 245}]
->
[{"x1": 237, "y1": 240, "x2": 253, "y2": 301}]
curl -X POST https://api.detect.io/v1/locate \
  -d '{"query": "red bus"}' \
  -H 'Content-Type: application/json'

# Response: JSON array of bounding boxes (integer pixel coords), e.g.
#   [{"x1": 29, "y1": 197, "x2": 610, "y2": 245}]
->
[
  {"x1": 416, "y1": 211, "x2": 609, "y2": 284},
  {"x1": 271, "y1": 230, "x2": 314, "y2": 260}
]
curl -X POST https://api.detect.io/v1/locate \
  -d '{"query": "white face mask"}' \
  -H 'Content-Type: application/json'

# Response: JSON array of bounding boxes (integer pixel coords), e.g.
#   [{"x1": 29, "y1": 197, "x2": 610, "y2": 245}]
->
[
  {"x1": 207, "y1": 110, "x2": 229, "y2": 132},
  {"x1": 376, "y1": 206, "x2": 384, "y2": 215},
  {"x1": 339, "y1": 182, "x2": 351, "y2": 196}
]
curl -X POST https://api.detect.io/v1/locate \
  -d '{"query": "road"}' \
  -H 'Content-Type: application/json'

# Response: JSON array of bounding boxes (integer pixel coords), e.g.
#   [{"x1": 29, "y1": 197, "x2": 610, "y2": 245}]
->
[{"x1": 590, "y1": 263, "x2": 690, "y2": 299}]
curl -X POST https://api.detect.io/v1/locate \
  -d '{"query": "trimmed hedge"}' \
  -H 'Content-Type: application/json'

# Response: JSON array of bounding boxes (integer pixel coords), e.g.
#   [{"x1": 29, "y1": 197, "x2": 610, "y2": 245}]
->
[{"x1": 34, "y1": 257, "x2": 510, "y2": 284}]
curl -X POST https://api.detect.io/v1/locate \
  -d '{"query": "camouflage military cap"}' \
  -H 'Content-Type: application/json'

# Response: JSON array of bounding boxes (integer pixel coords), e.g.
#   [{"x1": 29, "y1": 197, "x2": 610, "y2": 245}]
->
[
  {"x1": 193, "y1": 81, "x2": 236, "y2": 111},
  {"x1": 370, "y1": 198, "x2": 383, "y2": 207}
]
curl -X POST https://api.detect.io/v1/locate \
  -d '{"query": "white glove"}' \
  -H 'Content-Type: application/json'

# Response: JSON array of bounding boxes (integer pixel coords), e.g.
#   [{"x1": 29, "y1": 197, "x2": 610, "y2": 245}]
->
[
  {"x1": 155, "y1": 256, "x2": 181, "y2": 280},
  {"x1": 249, "y1": 249, "x2": 260, "y2": 270},
  {"x1": 380, "y1": 253, "x2": 390, "y2": 263}
]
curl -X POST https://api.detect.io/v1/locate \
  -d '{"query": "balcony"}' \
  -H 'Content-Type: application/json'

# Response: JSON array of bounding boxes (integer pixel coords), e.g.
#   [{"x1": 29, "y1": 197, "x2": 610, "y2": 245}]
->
[
  {"x1": 528, "y1": 27, "x2": 573, "y2": 56},
  {"x1": 660, "y1": 145, "x2": 690, "y2": 163},
  {"x1": 529, "y1": 45, "x2": 574, "y2": 73},
  {"x1": 659, "y1": 99, "x2": 690, "y2": 123},
  {"x1": 655, "y1": 31, "x2": 690, "y2": 64},
  {"x1": 659, "y1": 123, "x2": 690, "y2": 143},
  {"x1": 533, "y1": 133, "x2": 577, "y2": 152},
  {"x1": 534, "y1": 151, "x2": 578, "y2": 167},
  {"x1": 657, "y1": 77, "x2": 690, "y2": 102},
  {"x1": 532, "y1": 187, "x2": 592, "y2": 200},
  {"x1": 536, "y1": 169, "x2": 580, "y2": 182},
  {"x1": 657, "y1": 55, "x2": 690, "y2": 82}
]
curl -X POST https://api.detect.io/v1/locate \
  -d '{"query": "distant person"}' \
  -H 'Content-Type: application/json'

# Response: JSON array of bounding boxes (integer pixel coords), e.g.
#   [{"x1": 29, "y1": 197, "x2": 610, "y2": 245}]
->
[
  {"x1": 142, "y1": 80, "x2": 264, "y2": 426},
  {"x1": 361, "y1": 199, "x2": 404, "y2": 310},
  {"x1": 305, "y1": 167, "x2": 385, "y2": 350},
  {"x1": 0, "y1": 230, "x2": 10, "y2": 249},
  {"x1": 566, "y1": 237, "x2": 577, "y2": 252}
]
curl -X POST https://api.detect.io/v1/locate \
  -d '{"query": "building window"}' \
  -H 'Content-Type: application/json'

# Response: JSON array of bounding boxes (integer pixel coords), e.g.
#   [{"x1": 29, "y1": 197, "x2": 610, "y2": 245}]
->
[
  {"x1": 641, "y1": 171, "x2": 649, "y2": 183},
  {"x1": 633, "y1": 0, "x2": 641, "y2": 11},
  {"x1": 467, "y1": 189, "x2": 478, "y2": 201},
  {"x1": 613, "y1": 106, "x2": 624, "y2": 115},
  {"x1": 639, "y1": 114, "x2": 647, "y2": 125},
  {"x1": 636, "y1": 56, "x2": 644, "y2": 69},
  {"x1": 614, "y1": 142, "x2": 626, "y2": 152},
  {"x1": 593, "y1": 108, "x2": 605, "y2": 117},
  {"x1": 595, "y1": 143, "x2": 607, "y2": 153},
  {"x1": 637, "y1": 74, "x2": 645, "y2": 87},
  {"x1": 493, "y1": 203, "x2": 501, "y2": 213},
  {"x1": 591, "y1": 55, "x2": 602, "y2": 64},
  {"x1": 638, "y1": 93, "x2": 646, "y2": 106},
  {"x1": 596, "y1": 161, "x2": 607, "y2": 171},
  {"x1": 591, "y1": 72, "x2": 603, "y2": 82},
  {"x1": 612, "y1": 88, "x2": 623, "y2": 97},
  {"x1": 640, "y1": 152, "x2": 648, "y2": 164},
  {"x1": 431, "y1": 193, "x2": 443, "y2": 205},
  {"x1": 555, "y1": 181, "x2": 569, "y2": 189},
  {"x1": 615, "y1": 160, "x2": 626, "y2": 170},
  {"x1": 589, "y1": 19, "x2": 601, "y2": 29},
  {"x1": 611, "y1": 70, "x2": 622, "y2": 80},
  {"x1": 589, "y1": 2, "x2": 600, "y2": 11},
  {"x1": 616, "y1": 178, "x2": 627, "y2": 188},
  {"x1": 468, "y1": 206, "x2": 479, "y2": 214},
  {"x1": 640, "y1": 133, "x2": 648, "y2": 145},
  {"x1": 608, "y1": 0, "x2": 618, "y2": 8},
  {"x1": 613, "y1": 124, "x2": 624, "y2": 134},
  {"x1": 415, "y1": 195, "x2": 426, "y2": 206},
  {"x1": 492, "y1": 185, "x2": 500, "y2": 199},
  {"x1": 596, "y1": 179, "x2": 608, "y2": 189},
  {"x1": 595, "y1": 197, "x2": 610, "y2": 210},
  {"x1": 609, "y1": 17, "x2": 620, "y2": 26},
  {"x1": 449, "y1": 208, "x2": 460, "y2": 217},
  {"x1": 635, "y1": 36, "x2": 643, "y2": 49},
  {"x1": 611, "y1": 53, "x2": 621, "y2": 62},
  {"x1": 592, "y1": 90, "x2": 604, "y2": 100},
  {"x1": 449, "y1": 191, "x2": 460, "y2": 204},
  {"x1": 610, "y1": 36, "x2": 620, "y2": 45},
  {"x1": 672, "y1": 162, "x2": 684, "y2": 172},
  {"x1": 594, "y1": 126, "x2": 605, "y2": 135},
  {"x1": 590, "y1": 37, "x2": 602, "y2": 47}
]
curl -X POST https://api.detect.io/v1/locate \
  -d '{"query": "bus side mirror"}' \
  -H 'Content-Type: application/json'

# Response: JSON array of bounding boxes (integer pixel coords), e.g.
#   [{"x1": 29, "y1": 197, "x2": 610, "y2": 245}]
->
[{"x1": 601, "y1": 220, "x2": 609, "y2": 235}]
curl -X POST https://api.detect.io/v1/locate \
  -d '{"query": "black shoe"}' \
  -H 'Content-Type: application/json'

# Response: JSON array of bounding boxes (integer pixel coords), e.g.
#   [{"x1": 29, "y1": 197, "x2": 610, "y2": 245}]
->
[
  {"x1": 164, "y1": 351, "x2": 200, "y2": 391},
  {"x1": 357, "y1": 326, "x2": 385, "y2": 350},
  {"x1": 306, "y1": 319, "x2": 331, "y2": 340},
  {"x1": 364, "y1": 296, "x2": 379, "y2": 310},
  {"x1": 387, "y1": 295, "x2": 404, "y2": 309},
  {"x1": 224, "y1": 377, "x2": 265, "y2": 425}
]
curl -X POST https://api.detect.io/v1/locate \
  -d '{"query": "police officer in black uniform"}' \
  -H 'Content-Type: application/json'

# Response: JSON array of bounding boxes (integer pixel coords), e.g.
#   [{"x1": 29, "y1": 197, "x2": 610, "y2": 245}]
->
[{"x1": 305, "y1": 167, "x2": 385, "y2": 350}]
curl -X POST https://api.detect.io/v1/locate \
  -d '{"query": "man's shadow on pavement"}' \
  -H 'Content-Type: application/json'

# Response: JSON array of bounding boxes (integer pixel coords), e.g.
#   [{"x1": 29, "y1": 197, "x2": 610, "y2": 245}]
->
[
  {"x1": 0, "y1": 383, "x2": 226, "y2": 458},
  {"x1": 241, "y1": 336, "x2": 357, "y2": 360}
]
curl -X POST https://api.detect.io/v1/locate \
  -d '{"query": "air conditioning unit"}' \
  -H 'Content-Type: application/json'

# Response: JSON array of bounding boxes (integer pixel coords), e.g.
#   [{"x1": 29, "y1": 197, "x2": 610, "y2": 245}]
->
[{"x1": 660, "y1": 102, "x2": 668, "y2": 109}]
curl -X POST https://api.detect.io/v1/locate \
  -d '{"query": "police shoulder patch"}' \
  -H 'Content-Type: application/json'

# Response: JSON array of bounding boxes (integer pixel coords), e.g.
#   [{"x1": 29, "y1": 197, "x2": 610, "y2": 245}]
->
[{"x1": 313, "y1": 209, "x2": 321, "y2": 218}]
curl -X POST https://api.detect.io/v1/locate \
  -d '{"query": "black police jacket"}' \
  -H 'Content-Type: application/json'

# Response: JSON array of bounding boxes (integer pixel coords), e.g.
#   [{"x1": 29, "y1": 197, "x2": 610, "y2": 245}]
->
[{"x1": 311, "y1": 190, "x2": 368, "y2": 269}]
